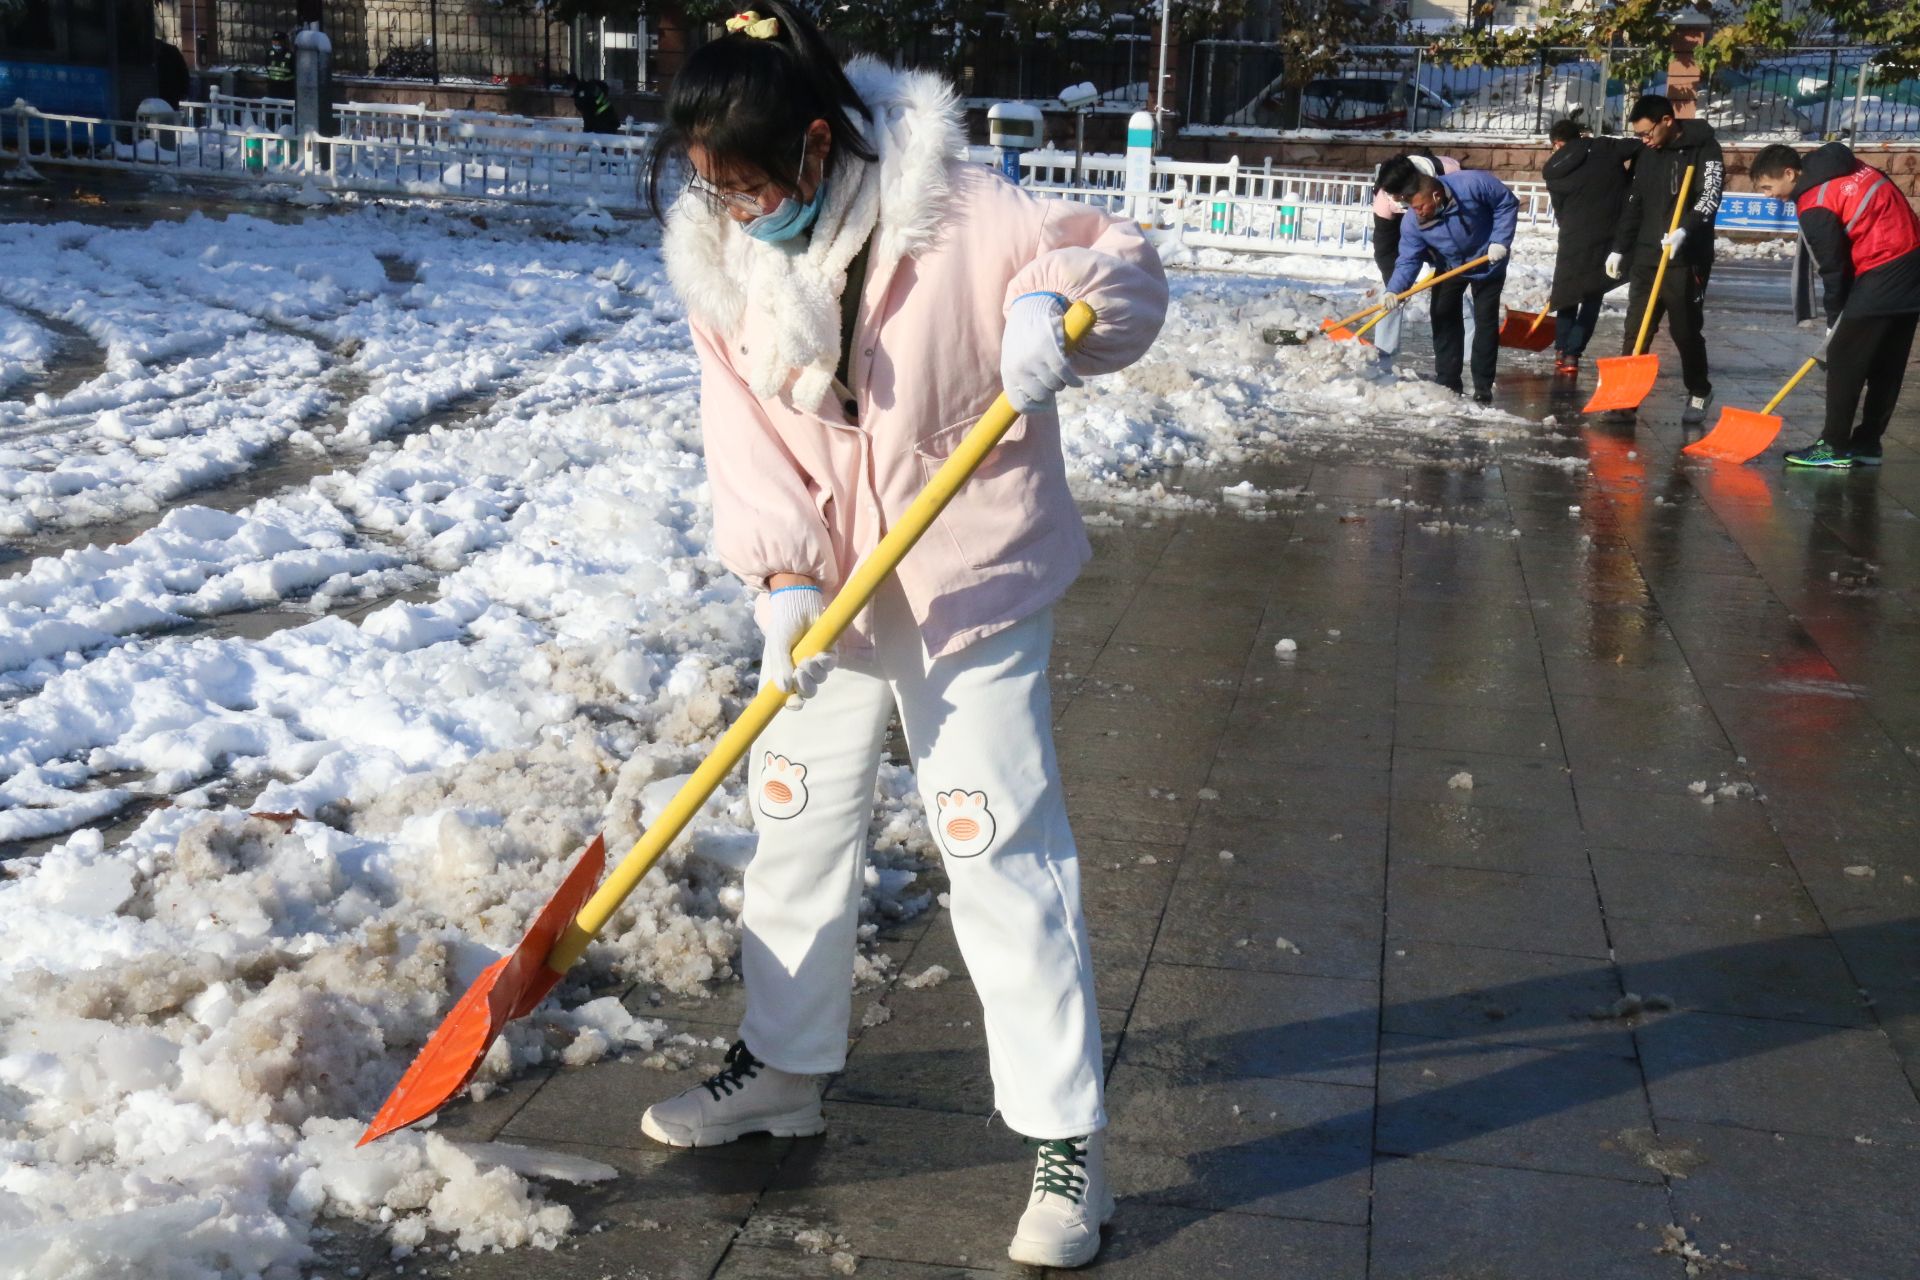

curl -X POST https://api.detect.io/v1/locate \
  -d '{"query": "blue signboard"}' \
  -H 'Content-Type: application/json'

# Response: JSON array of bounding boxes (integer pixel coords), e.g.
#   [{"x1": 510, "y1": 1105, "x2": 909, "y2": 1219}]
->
[
  {"x1": 0, "y1": 60, "x2": 114, "y2": 145},
  {"x1": 1718, "y1": 192, "x2": 1799, "y2": 234},
  {"x1": 0, "y1": 60, "x2": 113, "y2": 115}
]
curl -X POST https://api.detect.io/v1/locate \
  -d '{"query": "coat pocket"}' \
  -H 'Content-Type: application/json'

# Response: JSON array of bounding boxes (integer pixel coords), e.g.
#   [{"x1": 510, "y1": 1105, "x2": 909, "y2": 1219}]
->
[{"x1": 914, "y1": 413, "x2": 1048, "y2": 571}]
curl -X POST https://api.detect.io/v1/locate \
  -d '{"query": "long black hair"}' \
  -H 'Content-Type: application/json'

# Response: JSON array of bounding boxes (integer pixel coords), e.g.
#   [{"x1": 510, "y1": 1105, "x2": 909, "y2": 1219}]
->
[{"x1": 644, "y1": 0, "x2": 877, "y2": 219}]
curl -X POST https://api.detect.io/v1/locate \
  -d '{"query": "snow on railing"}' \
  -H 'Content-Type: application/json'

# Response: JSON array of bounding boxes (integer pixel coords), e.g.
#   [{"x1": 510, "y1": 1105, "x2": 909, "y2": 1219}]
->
[
  {"x1": 1, "y1": 100, "x2": 654, "y2": 209},
  {"x1": 969, "y1": 145, "x2": 1556, "y2": 237}
]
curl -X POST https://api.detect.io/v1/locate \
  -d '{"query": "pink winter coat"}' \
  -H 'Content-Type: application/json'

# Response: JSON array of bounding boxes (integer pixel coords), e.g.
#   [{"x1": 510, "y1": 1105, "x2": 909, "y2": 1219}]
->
[{"x1": 663, "y1": 60, "x2": 1168, "y2": 659}]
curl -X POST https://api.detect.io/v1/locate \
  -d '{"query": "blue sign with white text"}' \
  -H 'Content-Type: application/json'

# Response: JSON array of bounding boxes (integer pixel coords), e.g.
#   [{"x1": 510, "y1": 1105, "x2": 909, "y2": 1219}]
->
[
  {"x1": 1717, "y1": 193, "x2": 1799, "y2": 234},
  {"x1": 1, "y1": 60, "x2": 115, "y2": 145}
]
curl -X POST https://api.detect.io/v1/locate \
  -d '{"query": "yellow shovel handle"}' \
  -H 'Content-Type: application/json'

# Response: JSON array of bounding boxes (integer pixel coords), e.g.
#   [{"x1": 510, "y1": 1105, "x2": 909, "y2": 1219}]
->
[
  {"x1": 1347, "y1": 256, "x2": 1493, "y2": 342},
  {"x1": 1764, "y1": 357, "x2": 1818, "y2": 415},
  {"x1": 1631, "y1": 164, "x2": 1696, "y2": 358},
  {"x1": 1526, "y1": 307, "x2": 1550, "y2": 337},
  {"x1": 546, "y1": 302, "x2": 1100, "y2": 973}
]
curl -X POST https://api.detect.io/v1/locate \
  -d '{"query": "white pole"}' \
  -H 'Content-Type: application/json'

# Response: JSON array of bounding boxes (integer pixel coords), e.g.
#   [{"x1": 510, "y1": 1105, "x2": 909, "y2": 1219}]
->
[{"x1": 1156, "y1": 0, "x2": 1172, "y2": 137}]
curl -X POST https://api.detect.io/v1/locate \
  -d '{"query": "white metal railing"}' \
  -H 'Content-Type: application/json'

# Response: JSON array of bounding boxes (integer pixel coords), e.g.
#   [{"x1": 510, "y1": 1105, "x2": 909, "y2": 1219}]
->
[
  {"x1": 969, "y1": 145, "x2": 1556, "y2": 230},
  {"x1": 2, "y1": 101, "x2": 653, "y2": 208}
]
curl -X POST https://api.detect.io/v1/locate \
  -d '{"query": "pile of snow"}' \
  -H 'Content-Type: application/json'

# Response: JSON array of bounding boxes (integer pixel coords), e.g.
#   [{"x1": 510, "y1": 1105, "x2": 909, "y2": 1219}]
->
[{"x1": 0, "y1": 305, "x2": 57, "y2": 396}]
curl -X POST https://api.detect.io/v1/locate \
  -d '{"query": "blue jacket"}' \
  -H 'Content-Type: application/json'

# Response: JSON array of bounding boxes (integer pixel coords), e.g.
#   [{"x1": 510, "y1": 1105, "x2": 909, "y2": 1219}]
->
[{"x1": 1387, "y1": 169, "x2": 1519, "y2": 293}]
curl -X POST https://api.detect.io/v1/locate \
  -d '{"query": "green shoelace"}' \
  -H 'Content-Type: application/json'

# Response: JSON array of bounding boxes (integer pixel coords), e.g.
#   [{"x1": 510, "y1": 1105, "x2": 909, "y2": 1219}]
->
[{"x1": 1029, "y1": 1138, "x2": 1089, "y2": 1202}]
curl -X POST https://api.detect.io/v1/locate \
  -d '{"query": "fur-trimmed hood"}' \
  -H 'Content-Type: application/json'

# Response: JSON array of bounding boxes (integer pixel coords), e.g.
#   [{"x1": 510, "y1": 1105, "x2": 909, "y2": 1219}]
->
[{"x1": 662, "y1": 58, "x2": 966, "y2": 408}]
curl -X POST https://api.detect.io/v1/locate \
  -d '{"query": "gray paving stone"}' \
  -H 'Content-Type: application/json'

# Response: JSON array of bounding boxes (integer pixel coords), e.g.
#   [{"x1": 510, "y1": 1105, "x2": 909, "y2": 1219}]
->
[
  {"x1": 712, "y1": 1246, "x2": 995, "y2": 1278},
  {"x1": 1388, "y1": 797, "x2": 1592, "y2": 878},
  {"x1": 1610, "y1": 916, "x2": 1874, "y2": 1027},
  {"x1": 1663, "y1": 1120, "x2": 1920, "y2": 1280},
  {"x1": 1386, "y1": 863, "x2": 1610, "y2": 959},
  {"x1": 1104, "y1": 1063, "x2": 1373, "y2": 1225},
  {"x1": 1199, "y1": 760, "x2": 1392, "y2": 831},
  {"x1": 1122, "y1": 963, "x2": 1378, "y2": 1089},
  {"x1": 1392, "y1": 698, "x2": 1563, "y2": 758},
  {"x1": 1390, "y1": 745, "x2": 1580, "y2": 817},
  {"x1": 1375, "y1": 1033, "x2": 1659, "y2": 1183},
  {"x1": 1151, "y1": 870, "x2": 1382, "y2": 981},
  {"x1": 751, "y1": 1102, "x2": 1036, "y2": 1269},
  {"x1": 1181, "y1": 809, "x2": 1387, "y2": 901},
  {"x1": 826, "y1": 987, "x2": 1121, "y2": 1118},
  {"x1": 1589, "y1": 846, "x2": 1826, "y2": 935},
  {"x1": 1638, "y1": 1012, "x2": 1920, "y2": 1143},
  {"x1": 1074, "y1": 1203, "x2": 1367, "y2": 1278},
  {"x1": 1370, "y1": 1157, "x2": 1675, "y2": 1280},
  {"x1": 1576, "y1": 783, "x2": 1787, "y2": 858},
  {"x1": 1381, "y1": 940, "x2": 1635, "y2": 1057}
]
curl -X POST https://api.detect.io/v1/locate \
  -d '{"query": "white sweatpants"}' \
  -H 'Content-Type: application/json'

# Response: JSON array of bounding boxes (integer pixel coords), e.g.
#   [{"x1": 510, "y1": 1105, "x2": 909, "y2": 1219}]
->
[{"x1": 737, "y1": 579, "x2": 1105, "y2": 1140}]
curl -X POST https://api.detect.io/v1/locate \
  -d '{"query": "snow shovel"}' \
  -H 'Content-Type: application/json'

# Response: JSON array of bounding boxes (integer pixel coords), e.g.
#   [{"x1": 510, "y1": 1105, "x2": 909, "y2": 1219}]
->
[
  {"x1": 359, "y1": 302, "x2": 1104, "y2": 1146},
  {"x1": 1683, "y1": 356, "x2": 1820, "y2": 464},
  {"x1": 1341, "y1": 255, "x2": 1495, "y2": 344},
  {"x1": 1584, "y1": 166, "x2": 1695, "y2": 415},
  {"x1": 1498, "y1": 305, "x2": 1556, "y2": 351}
]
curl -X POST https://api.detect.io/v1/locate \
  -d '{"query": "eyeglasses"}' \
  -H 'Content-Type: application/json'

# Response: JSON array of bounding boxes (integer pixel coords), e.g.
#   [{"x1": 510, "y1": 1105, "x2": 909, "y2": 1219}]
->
[
  {"x1": 685, "y1": 175, "x2": 778, "y2": 216},
  {"x1": 684, "y1": 137, "x2": 813, "y2": 216}
]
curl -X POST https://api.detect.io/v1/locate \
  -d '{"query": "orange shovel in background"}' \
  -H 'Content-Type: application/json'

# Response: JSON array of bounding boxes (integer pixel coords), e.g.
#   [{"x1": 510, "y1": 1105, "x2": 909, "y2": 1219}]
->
[
  {"x1": 1584, "y1": 165, "x2": 1696, "y2": 415},
  {"x1": 358, "y1": 302, "x2": 1103, "y2": 1146},
  {"x1": 1497, "y1": 305, "x2": 1556, "y2": 351},
  {"x1": 1683, "y1": 356, "x2": 1820, "y2": 464},
  {"x1": 1344, "y1": 255, "x2": 1495, "y2": 343}
]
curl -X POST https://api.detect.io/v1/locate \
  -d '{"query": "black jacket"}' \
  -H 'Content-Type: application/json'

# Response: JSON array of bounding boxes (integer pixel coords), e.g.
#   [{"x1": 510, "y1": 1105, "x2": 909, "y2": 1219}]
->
[
  {"x1": 1542, "y1": 135, "x2": 1637, "y2": 309},
  {"x1": 1788, "y1": 142, "x2": 1920, "y2": 323},
  {"x1": 572, "y1": 79, "x2": 618, "y2": 134},
  {"x1": 1613, "y1": 118, "x2": 1723, "y2": 269}
]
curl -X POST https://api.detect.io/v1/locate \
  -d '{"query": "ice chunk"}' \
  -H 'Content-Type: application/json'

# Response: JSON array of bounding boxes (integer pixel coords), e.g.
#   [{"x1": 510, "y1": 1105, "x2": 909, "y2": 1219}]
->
[{"x1": 1447, "y1": 772, "x2": 1474, "y2": 790}]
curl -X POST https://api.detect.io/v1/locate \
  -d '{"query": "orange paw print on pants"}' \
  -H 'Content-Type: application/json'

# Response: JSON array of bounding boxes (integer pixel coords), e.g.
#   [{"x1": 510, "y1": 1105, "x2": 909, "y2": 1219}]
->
[
  {"x1": 935, "y1": 789, "x2": 997, "y2": 858},
  {"x1": 757, "y1": 753, "x2": 809, "y2": 820}
]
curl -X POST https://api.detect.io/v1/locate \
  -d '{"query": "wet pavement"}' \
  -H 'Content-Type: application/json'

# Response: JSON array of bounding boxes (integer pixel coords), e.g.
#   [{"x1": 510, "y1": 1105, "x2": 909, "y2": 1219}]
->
[{"x1": 316, "y1": 257, "x2": 1920, "y2": 1279}]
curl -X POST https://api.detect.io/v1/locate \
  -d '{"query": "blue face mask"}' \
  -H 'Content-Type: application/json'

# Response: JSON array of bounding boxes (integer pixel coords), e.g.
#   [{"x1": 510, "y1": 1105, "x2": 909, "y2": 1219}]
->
[{"x1": 743, "y1": 142, "x2": 828, "y2": 243}]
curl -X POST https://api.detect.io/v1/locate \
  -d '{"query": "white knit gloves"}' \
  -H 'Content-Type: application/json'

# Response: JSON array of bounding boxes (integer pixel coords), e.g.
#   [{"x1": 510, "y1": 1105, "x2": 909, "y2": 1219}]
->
[
  {"x1": 1485, "y1": 242, "x2": 1510, "y2": 263},
  {"x1": 1661, "y1": 227, "x2": 1688, "y2": 252},
  {"x1": 1001, "y1": 291, "x2": 1083, "y2": 414},
  {"x1": 759, "y1": 585, "x2": 835, "y2": 699}
]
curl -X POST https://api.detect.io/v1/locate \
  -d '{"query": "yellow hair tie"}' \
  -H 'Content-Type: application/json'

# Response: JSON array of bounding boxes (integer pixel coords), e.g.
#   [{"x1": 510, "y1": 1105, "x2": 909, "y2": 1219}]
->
[{"x1": 726, "y1": 11, "x2": 780, "y2": 37}]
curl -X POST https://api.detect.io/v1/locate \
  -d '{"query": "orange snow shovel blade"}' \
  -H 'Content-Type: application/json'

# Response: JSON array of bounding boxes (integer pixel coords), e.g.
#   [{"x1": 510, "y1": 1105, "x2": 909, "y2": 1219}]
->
[
  {"x1": 1684, "y1": 356, "x2": 1820, "y2": 465},
  {"x1": 1682, "y1": 406, "x2": 1783, "y2": 464},
  {"x1": 358, "y1": 302, "x2": 1104, "y2": 1145},
  {"x1": 1498, "y1": 308, "x2": 1556, "y2": 351},
  {"x1": 1583, "y1": 352, "x2": 1661, "y2": 413},
  {"x1": 1585, "y1": 164, "x2": 1695, "y2": 417},
  {"x1": 359, "y1": 835, "x2": 607, "y2": 1145}
]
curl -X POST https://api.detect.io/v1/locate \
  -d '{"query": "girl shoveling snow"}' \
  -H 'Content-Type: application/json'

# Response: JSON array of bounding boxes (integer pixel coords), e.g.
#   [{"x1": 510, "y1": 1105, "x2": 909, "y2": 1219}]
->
[{"x1": 636, "y1": 2, "x2": 1167, "y2": 1268}]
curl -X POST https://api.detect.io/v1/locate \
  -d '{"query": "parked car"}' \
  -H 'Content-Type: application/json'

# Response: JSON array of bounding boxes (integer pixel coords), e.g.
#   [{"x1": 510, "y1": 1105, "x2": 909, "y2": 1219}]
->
[{"x1": 1298, "y1": 75, "x2": 1453, "y2": 131}]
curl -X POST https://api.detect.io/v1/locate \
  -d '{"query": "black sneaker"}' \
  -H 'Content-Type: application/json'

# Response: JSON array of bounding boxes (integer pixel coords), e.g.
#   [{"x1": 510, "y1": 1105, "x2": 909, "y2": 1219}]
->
[
  {"x1": 1681, "y1": 394, "x2": 1713, "y2": 425},
  {"x1": 1473, "y1": 387, "x2": 1494, "y2": 406},
  {"x1": 1850, "y1": 446, "x2": 1883, "y2": 467}
]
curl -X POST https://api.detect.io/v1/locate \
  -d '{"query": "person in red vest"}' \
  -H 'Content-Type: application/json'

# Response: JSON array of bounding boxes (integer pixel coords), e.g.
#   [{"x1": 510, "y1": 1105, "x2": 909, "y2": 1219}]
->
[{"x1": 1751, "y1": 142, "x2": 1920, "y2": 468}]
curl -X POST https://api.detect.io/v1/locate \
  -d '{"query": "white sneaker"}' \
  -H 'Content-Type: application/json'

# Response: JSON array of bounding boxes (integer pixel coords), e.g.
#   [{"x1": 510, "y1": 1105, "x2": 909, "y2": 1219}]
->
[
  {"x1": 1007, "y1": 1132, "x2": 1115, "y2": 1268},
  {"x1": 639, "y1": 1041, "x2": 825, "y2": 1148}
]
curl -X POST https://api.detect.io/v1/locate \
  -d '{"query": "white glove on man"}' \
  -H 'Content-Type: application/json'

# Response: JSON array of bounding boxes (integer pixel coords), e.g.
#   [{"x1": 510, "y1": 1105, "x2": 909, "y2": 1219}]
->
[
  {"x1": 1379, "y1": 289, "x2": 1406, "y2": 312},
  {"x1": 1605, "y1": 252, "x2": 1625, "y2": 280},
  {"x1": 1485, "y1": 243, "x2": 1510, "y2": 263},
  {"x1": 1001, "y1": 291, "x2": 1083, "y2": 414},
  {"x1": 1661, "y1": 227, "x2": 1687, "y2": 252},
  {"x1": 758, "y1": 585, "x2": 836, "y2": 699}
]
